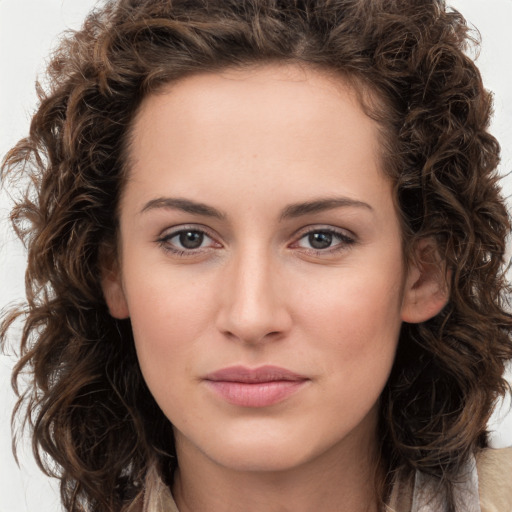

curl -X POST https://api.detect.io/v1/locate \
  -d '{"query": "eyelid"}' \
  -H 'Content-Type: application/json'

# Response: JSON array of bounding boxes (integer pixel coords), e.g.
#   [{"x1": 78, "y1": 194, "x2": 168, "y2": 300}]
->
[
  {"x1": 155, "y1": 223, "x2": 355, "y2": 257},
  {"x1": 156, "y1": 224, "x2": 223, "y2": 253},
  {"x1": 289, "y1": 225, "x2": 356, "y2": 253}
]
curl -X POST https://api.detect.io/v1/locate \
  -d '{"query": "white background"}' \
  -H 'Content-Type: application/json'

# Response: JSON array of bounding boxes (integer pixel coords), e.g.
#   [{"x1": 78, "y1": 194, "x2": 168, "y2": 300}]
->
[{"x1": 1, "y1": 1, "x2": 512, "y2": 511}]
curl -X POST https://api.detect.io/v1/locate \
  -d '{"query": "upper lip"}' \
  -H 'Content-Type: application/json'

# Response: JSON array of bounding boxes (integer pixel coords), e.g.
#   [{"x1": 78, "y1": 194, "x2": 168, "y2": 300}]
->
[{"x1": 204, "y1": 365, "x2": 308, "y2": 383}]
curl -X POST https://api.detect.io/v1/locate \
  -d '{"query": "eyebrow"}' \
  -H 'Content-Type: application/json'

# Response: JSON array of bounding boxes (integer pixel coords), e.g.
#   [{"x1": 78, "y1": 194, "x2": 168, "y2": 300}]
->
[
  {"x1": 140, "y1": 197, "x2": 226, "y2": 219},
  {"x1": 279, "y1": 197, "x2": 373, "y2": 220},
  {"x1": 140, "y1": 196, "x2": 373, "y2": 220}
]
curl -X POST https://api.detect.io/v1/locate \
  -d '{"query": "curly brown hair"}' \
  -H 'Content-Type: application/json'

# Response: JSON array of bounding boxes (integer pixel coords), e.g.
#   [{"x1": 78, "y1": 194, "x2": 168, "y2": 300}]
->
[{"x1": 1, "y1": 0, "x2": 511, "y2": 510}]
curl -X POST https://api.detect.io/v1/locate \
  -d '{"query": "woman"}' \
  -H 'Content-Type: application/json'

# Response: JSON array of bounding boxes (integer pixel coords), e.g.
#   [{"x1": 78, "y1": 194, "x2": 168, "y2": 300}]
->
[{"x1": 1, "y1": 0, "x2": 511, "y2": 511}]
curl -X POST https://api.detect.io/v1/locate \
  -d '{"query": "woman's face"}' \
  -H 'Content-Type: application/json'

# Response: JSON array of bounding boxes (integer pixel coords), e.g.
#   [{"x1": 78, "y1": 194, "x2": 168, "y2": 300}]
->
[{"x1": 104, "y1": 64, "x2": 436, "y2": 473}]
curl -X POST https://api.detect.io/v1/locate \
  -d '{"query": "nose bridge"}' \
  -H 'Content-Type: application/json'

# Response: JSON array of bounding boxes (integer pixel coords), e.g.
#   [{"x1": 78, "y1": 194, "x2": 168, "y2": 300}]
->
[{"x1": 217, "y1": 241, "x2": 290, "y2": 343}]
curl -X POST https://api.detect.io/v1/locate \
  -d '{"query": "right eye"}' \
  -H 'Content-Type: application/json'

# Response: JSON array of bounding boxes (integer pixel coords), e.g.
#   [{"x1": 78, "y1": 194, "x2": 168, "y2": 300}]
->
[
  {"x1": 172, "y1": 230, "x2": 209, "y2": 249},
  {"x1": 157, "y1": 227, "x2": 221, "y2": 255}
]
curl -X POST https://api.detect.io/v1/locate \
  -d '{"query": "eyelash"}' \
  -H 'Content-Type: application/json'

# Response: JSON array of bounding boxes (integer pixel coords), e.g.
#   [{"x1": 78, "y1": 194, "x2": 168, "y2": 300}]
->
[
  {"x1": 291, "y1": 227, "x2": 356, "y2": 255},
  {"x1": 156, "y1": 225, "x2": 356, "y2": 257},
  {"x1": 156, "y1": 225, "x2": 219, "y2": 257}
]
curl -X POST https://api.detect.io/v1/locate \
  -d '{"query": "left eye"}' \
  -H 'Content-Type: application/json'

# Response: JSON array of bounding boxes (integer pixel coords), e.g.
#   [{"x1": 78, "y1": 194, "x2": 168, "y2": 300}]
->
[{"x1": 295, "y1": 230, "x2": 353, "y2": 250}]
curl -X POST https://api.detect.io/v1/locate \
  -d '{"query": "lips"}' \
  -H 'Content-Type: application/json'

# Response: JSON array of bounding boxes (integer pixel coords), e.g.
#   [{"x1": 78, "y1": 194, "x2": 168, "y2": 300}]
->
[{"x1": 203, "y1": 365, "x2": 309, "y2": 407}]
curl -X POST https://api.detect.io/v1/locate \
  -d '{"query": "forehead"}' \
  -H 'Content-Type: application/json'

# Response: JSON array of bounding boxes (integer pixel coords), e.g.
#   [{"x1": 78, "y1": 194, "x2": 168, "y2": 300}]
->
[
  {"x1": 129, "y1": 63, "x2": 382, "y2": 165},
  {"x1": 150, "y1": 63, "x2": 361, "y2": 114},
  {"x1": 123, "y1": 63, "x2": 393, "y2": 220}
]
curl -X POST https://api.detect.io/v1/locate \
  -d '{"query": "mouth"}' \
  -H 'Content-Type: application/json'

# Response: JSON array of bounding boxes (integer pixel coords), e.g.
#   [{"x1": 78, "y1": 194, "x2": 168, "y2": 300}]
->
[{"x1": 203, "y1": 365, "x2": 309, "y2": 408}]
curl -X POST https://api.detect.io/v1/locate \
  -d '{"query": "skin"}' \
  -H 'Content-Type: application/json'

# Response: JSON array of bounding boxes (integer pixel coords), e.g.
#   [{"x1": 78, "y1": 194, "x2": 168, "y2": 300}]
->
[{"x1": 102, "y1": 63, "x2": 448, "y2": 512}]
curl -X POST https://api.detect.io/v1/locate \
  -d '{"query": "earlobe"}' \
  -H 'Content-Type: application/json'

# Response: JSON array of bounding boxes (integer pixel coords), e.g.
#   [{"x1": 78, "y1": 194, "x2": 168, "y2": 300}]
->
[
  {"x1": 100, "y1": 255, "x2": 130, "y2": 319},
  {"x1": 401, "y1": 238, "x2": 450, "y2": 324},
  {"x1": 102, "y1": 273, "x2": 130, "y2": 319}
]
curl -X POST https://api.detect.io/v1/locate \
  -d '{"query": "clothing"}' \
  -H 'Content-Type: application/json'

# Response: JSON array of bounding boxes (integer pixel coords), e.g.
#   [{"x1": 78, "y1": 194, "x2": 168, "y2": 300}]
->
[
  {"x1": 140, "y1": 463, "x2": 179, "y2": 512},
  {"x1": 140, "y1": 447, "x2": 512, "y2": 512},
  {"x1": 386, "y1": 455, "x2": 482, "y2": 512},
  {"x1": 476, "y1": 447, "x2": 512, "y2": 512}
]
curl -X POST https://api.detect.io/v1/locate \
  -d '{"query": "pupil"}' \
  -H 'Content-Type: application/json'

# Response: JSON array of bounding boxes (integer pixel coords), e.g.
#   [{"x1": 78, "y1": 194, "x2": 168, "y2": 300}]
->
[
  {"x1": 309, "y1": 232, "x2": 332, "y2": 249},
  {"x1": 179, "y1": 231, "x2": 204, "y2": 249}
]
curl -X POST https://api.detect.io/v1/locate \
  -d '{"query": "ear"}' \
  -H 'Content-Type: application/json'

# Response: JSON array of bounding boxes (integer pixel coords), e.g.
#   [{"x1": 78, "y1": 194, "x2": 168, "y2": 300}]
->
[
  {"x1": 100, "y1": 249, "x2": 130, "y2": 319},
  {"x1": 401, "y1": 237, "x2": 450, "y2": 323}
]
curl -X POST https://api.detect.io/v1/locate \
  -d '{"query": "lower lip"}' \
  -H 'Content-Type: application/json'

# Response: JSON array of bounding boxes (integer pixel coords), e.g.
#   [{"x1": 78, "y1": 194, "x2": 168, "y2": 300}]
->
[{"x1": 204, "y1": 380, "x2": 307, "y2": 407}]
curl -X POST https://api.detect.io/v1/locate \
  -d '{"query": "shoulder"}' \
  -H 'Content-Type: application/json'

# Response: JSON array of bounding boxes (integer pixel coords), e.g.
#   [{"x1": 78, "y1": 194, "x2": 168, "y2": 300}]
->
[{"x1": 477, "y1": 447, "x2": 512, "y2": 512}]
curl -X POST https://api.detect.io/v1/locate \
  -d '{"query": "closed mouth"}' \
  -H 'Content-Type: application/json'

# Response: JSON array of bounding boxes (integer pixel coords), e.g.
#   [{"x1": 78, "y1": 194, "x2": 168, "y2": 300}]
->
[{"x1": 203, "y1": 365, "x2": 309, "y2": 407}]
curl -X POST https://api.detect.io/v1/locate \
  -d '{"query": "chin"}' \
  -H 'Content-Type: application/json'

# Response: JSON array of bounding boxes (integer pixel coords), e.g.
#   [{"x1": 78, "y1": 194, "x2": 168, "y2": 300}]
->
[
  {"x1": 181, "y1": 420, "x2": 350, "y2": 474},
  {"x1": 208, "y1": 440, "x2": 317, "y2": 473}
]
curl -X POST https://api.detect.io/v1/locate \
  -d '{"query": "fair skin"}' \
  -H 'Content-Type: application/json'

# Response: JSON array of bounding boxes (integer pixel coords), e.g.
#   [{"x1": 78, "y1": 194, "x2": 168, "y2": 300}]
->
[{"x1": 102, "y1": 64, "x2": 447, "y2": 512}]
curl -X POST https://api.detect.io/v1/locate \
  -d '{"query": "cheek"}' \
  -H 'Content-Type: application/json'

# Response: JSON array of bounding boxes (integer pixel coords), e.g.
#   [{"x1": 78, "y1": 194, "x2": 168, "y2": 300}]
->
[
  {"x1": 122, "y1": 267, "x2": 218, "y2": 387},
  {"x1": 296, "y1": 276, "x2": 403, "y2": 432},
  {"x1": 296, "y1": 263, "x2": 404, "y2": 374}
]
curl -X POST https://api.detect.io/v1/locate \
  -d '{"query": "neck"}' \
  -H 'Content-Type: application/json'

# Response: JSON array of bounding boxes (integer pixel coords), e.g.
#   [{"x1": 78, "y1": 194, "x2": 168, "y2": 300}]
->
[{"x1": 172, "y1": 425, "x2": 383, "y2": 512}]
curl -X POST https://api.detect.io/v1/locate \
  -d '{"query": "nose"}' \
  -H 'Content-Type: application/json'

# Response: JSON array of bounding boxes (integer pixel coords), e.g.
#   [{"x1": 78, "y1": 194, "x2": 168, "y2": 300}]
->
[{"x1": 215, "y1": 247, "x2": 292, "y2": 344}]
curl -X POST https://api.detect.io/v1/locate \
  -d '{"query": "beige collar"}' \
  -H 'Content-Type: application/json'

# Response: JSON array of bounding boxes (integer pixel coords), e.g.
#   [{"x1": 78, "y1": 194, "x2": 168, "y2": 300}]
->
[{"x1": 386, "y1": 455, "x2": 481, "y2": 512}]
